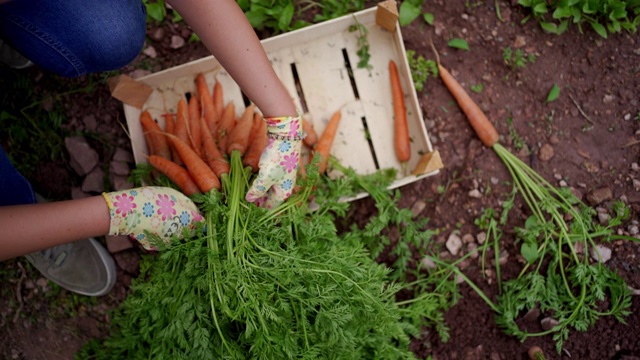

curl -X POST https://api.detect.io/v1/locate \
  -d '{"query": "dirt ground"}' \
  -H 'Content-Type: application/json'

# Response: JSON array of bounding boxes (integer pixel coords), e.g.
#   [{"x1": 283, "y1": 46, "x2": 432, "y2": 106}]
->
[{"x1": 1, "y1": 1, "x2": 639, "y2": 359}]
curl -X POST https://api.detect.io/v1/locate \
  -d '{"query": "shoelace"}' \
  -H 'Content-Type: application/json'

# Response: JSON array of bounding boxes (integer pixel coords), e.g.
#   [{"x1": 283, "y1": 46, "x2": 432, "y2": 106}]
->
[{"x1": 38, "y1": 243, "x2": 72, "y2": 267}]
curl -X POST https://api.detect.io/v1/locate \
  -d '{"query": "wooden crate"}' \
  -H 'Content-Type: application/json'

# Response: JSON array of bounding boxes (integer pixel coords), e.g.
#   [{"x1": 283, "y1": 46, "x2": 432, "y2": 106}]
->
[{"x1": 122, "y1": 5, "x2": 442, "y2": 197}]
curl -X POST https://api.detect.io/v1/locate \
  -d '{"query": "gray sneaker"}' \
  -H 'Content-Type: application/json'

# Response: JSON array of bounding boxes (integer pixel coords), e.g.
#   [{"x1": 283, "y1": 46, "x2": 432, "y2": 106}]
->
[
  {"x1": 25, "y1": 238, "x2": 117, "y2": 297},
  {"x1": 0, "y1": 38, "x2": 33, "y2": 69},
  {"x1": 24, "y1": 193, "x2": 117, "y2": 297}
]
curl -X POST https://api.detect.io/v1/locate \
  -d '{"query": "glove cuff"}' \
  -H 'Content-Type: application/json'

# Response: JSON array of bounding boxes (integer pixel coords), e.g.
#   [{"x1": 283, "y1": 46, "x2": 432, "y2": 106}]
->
[{"x1": 264, "y1": 112, "x2": 305, "y2": 141}]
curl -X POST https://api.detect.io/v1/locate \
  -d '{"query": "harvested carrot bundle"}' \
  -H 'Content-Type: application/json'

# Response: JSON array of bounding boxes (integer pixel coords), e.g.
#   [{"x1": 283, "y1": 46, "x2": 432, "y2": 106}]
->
[
  {"x1": 199, "y1": 115, "x2": 229, "y2": 177},
  {"x1": 187, "y1": 96, "x2": 202, "y2": 157},
  {"x1": 242, "y1": 114, "x2": 267, "y2": 172},
  {"x1": 140, "y1": 111, "x2": 172, "y2": 160},
  {"x1": 314, "y1": 110, "x2": 342, "y2": 174},
  {"x1": 168, "y1": 135, "x2": 220, "y2": 192},
  {"x1": 217, "y1": 102, "x2": 235, "y2": 153},
  {"x1": 301, "y1": 116, "x2": 318, "y2": 147},
  {"x1": 227, "y1": 103, "x2": 255, "y2": 155},
  {"x1": 389, "y1": 60, "x2": 411, "y2": 167},
  {"x1": 148, "y1": 155, "x2": 201, "y2": 196}
]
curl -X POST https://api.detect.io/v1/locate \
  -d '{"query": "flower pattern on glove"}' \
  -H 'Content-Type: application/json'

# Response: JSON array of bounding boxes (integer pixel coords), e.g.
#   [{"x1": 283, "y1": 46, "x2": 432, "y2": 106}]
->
[
  {"x1": 103, "y1": 186, "x2": 203, "y2": 249},
  {"x1": 246, "y1": 113, "x2": 304, "y2": 209}
]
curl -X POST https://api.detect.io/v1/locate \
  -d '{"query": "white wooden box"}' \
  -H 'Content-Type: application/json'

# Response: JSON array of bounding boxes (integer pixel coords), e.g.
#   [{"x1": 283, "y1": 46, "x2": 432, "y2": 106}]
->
[{"x1": 123, "y1": 6, "x2": 442, "y2": 197}]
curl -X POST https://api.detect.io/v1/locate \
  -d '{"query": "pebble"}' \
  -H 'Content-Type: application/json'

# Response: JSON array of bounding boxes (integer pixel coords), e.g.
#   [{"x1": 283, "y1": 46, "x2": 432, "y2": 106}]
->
[
  {"x1": 624, "y1": 113, "x2": 631, "y2": 121},
  {"x1": 467, "y1": 243, "x2": 479, "y2": 259},
  {"x1": 629, "y1": 225, "x2": 639, "y2": 236},
  {"x1": 476, "y1": 232, "x2": 487, "y2": 245},
  {"x1": 421, "y1": 256, "x2": 437, "y2": 270},
  {"x1": 633, "y1": 179, "x2": 640, "y2": 190},
  {"x1": 538, "y1": 144, "x2": 554, "y2": 161},
  {"x1": 631, "y1": 162, "x2": 639, "y2": 171},
  {"x1": 559, "y1": 180, "x2": 568, "y2": 187},
  {"x1": 150, "y1": 27, "x2": 165, "y2": 41},
  {"x1": 602, "y1": 94, "x2": 616, "y2": 104},
  {"x1": 590, "y1": 245, "x2": 612, "y2": 263},
  {"x1": 468, "y1": 189, "x2": 483, "y2": 198},
  {"x1": 462, "y1": 233, "x2": 475, "y2": 244},
  {"x1": 513, "y1": 35, "x2": 526, "y2": 48},
  {"x1": 490, "y1": 177, "x2": 499, "y2": 185},
  {"x1": 586, "y1": 187, "x2": 613, "y2": 205},
  {"x1": 65, "y1": 136, "x2": 98, "y2": 176},
  {"x1": 446, "y1": 233, "x2": 463, "y2": 256},
  {"x1": 541, "y1": 317, "x2": 559, "y2": 331},
  {"x1": 82, "y1": 167, "x2": 105, "y2": 193},
  {"x1": 411, "y1": 200, "x2": 427, "y2": 218},
  {"x1": 170, "y1": 35, "x2": 185, "y2": 49},
  {"x1": 143, "y1": 45, "x2": 157, "y2": 59}
]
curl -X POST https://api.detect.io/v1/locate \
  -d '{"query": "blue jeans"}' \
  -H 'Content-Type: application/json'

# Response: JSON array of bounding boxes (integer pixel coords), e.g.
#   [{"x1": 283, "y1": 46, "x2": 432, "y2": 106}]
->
[
  {"x1": 0, "y1": 0, "x2": 146, "y2": 77},
  {"x1": 0, "y1": 146, "x2": 35, "y2": 206}
]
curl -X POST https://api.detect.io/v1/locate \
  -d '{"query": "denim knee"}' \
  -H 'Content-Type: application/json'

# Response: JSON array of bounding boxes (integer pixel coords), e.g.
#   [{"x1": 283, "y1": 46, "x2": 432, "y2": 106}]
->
[{"x1": 0, "y1": 0, "x2": 147, "y2": 77}]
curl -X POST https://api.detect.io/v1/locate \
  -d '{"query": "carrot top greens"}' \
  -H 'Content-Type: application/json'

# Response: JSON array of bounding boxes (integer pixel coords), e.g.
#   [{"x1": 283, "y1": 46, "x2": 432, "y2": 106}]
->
[{"x1": 78, "y1": 154, "x2": 458, "y2": 359}]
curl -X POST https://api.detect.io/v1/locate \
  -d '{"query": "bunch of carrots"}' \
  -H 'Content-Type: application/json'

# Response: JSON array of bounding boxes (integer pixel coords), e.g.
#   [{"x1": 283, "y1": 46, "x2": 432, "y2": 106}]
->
[{"x1": 139, "y1": 72, "x2": 348, "y2": 199}]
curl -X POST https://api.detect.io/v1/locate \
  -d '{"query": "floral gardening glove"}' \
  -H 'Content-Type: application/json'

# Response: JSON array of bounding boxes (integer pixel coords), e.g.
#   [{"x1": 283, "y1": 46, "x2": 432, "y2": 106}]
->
[
  {"x1": 246, "y1": 113, "x2": 304, "y2": 209},
  {"x1": 102, "y1": 186, "x2": 203, "y2": 249}
]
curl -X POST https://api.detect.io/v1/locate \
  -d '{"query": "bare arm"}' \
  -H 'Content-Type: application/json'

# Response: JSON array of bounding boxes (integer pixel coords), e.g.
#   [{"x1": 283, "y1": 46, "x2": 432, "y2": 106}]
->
[
  {"x1": 166, "y1": 0, "x2": 296, "y2": 117},
  {"x1": 0, "y1": 196, "x2": 110, "y2": 261}
]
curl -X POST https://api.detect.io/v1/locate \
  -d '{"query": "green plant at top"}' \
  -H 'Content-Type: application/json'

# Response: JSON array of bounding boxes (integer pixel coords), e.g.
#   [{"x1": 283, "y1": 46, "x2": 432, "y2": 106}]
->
[
  {"x1": 143, "y1": 0, "x2": 183, "y2": 23},
  {"x1": 303, "y1": 0, "x2": 366, "y2": 23},
  {"x1": 457, "y1": 145, "x2": 637, "y2": 353},
  {"x1": 238, "y1": 0, "x2": 309, "y2": 33},
  {"x1": 502, "y1": 46, "x2": 537, "y2": 70},
  {"x1": 518, "y1": 0, "x2": 640, "y2": 38},
  {"x1": 506, "y1": 114, "x2": 526, "y2": 151},
  {"x1": 406, "y1": 50, "x2": 438, "y2": 92}
]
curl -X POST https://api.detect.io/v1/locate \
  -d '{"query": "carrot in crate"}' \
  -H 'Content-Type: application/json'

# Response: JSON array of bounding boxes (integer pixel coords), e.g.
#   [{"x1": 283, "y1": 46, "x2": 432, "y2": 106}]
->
[
  {"x1": 140, "y1": 111, "x2": 171, "y2": 159},
  {"x1": 301, "y1": 116, "x2": 318, "y2": 147},
  {"x1": 163, "y1": 113, "x2": 179, "y2": 162},
  {"x1": 187, "y1": 96, "x2": 202, "y2": 157},
  {"x1": 242, "y1": 114, "x2": 267, "y2": 172},
  {"x1": 168, "y1": 134, "x2": 221, "y2": 192},
  {"x1": 148, "y1": 155, "x2": 201, "y2": 196},
  {"x1": 195, "y1": 73, "x2": 211, "y2": 99},
  {"x1": 314, "y1": 110, "x2": 342, "y2": 174},
  {"x1": 212, "y1": 80, "x2": 224, "y2": 119},
  {"x1": 217, "y1": 102, "x2": 235, "y2": 153},
  {"x1": 389, "y1": 60, "x2": 411, "y2": 172},
  {"x1": 199, "y1": 115, "x2": 229, "y2": 177},
  {"x1": 227, "y1": 103, "x2": 256, "y2": 155}
]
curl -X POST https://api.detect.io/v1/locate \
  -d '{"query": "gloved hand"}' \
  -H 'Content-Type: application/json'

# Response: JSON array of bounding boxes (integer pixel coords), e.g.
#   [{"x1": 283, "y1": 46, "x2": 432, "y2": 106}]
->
[
  {"x1": 102, "y1": 186, "x2": 203, "y2": 249},
  {"x1": 246, "y1": 113, "x2": 304, "y2": 209}
]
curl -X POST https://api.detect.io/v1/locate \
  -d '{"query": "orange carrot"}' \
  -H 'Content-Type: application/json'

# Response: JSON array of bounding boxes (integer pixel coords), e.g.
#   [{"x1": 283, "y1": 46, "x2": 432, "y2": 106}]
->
[
  {"x1": 140, "y1": 111, "x2": 172, "y2": 160},
  {"x1": 227, "y1": 103, "x2": 256, "y2": 155},
  {"x1": 199, "y1": 115, "x2": 230, "y2": 177},
  {"x1": 195, "y1": 73, "x2": 211, "y2": 99},
  {"x1": 213, "y1": 80, "x2": 224, "y2": 119},
  {"x1": 389, "y1": 60, "x2": 411, "y2": 164},
  {"x1": 242, "y1": 115, "x2": 268, "y2": 172},
  {"x1": 314, "y1": 110, "x2": 342, "y2": 174},
  {"x1": 148, "y1": 155, "x2": 201, "y2": 196},
  {"x1": 430, "y1": 42, "x2": 499, "y2": 147},
  {"x1": 201, "y1": 94, "x2": 218, "y2": 135},
  {"x1": 174, "y1": 99, "x2": 190, "y2": 147},
  {"x1": 217, "y1": 102, "x2": 235, "y2": 153},
  {"x1": 187, "y1": 95, "x2": 202, "y2": 157},
  {"x1": 168, "y1": 135, "x2": 221, "y2": 192},
  {"x1": 302, "y1": 116, "x2": 318, "y2": 148},
  {"x1": 163, "y1": 113, "x2": 179, "y2": 162}
]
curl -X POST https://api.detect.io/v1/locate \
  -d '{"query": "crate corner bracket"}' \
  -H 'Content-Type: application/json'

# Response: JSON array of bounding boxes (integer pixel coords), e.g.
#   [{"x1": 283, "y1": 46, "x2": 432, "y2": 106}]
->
[{"x1": 376, "y1": 0, "x2": 399, "y2": 32}]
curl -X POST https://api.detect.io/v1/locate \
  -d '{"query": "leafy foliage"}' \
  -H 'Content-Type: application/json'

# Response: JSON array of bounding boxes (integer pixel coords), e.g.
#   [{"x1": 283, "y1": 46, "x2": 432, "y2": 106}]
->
[
  {"x1": 78, "y1": 155, "x2": 456, "y2": 359},
  {"x1": 518, "y1": 0, "x2": 640, "y2": 38},
  {"x1": 502, "y1": 46, "x2": 536, "y2": 70},
  {"x1": 406, "y1": 50, "x2": 438, "y2": 92},
  {"x1": 348, "y1": 16, "x2": 372, "y2": 72}
]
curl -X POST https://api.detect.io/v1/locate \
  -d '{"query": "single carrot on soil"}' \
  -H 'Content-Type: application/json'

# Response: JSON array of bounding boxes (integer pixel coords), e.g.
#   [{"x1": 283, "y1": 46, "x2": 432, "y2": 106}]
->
[
  {"x1": 199, "y1": 115, "x2": 229, "y2": 177},
  {"x1": 148, "y1": 155, "x2": 201, "y2": 196},
  {"x1": 430, "y1": 41, "x2": 500, "y2": 147},
  {"x1": 227, "y1": 103, "x2": 256, "y2": 155},
  {"x1": 242, "y1": 114, "x2": 268, "y2": 172},
  {"x1": 314, "y1": 110, "x2": 342, "y2": 174},
  {"x1": 168, "y1": 134, "x2": 221, "y2": 192},
  {"x1": 389, "y1": 60, "x2": 411, "y2": 169}
]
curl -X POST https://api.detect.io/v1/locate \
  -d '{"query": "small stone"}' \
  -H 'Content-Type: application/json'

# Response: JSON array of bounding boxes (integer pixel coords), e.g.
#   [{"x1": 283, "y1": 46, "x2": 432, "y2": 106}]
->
[
  {"x1": 110, "y1": 159, "x2": 131, "y2": 177},
  {"x1": 467, "y1": 243, "x2": 479, "y2": 259},
  {"x1": 468, "y1": 189, "x2": 482, "y2": 198},
  {"x1": 631, "y1": 162, "x2": 639, "y2": 171},
  {"x1": 462, "y1": 233, "x2": 475, "y2": 244},
  {"x1": 541, "y1": 317, "x2": 559, "y2": 331},
  {"x1": 170, "y1": 35, "x2": 185, "y2": 49},
  {"x1": 523, "y1": 307, "x2": 541, "y2": 322},
  {"x1": 421, "y1": 256, "x2": 437, "y2": 270},
  {"x1": 143, "y1": 45, "x2": 157, "y2": 59},
  {"x1": 624, "y1": 113, "x2": 632, "y2": 121},
  {"x1": 586, "y1": 187, "x2": 613, "y2": 205},
  {"x1": 411, "y1": 200, "x2": 427, "y2": 218},
  {"x1": 549, "y1": 135, "x2": 560, "y2": 144},
  {"x1": 634, "y1": 179, "x2": 640, "y2": 190},
  {"x1": 82, "y1": 167, "x2": 105, "y2": 193},
  {"x1": 476, "y1": 232, "x2": 487, "y2": 245},
  {"x1": 513, "y1": 35, "x2": 526, "y2": 48},
  {"x1": 598, "y1": 212, "x2": 610, "y2": 224},
  {"x1": 129, "y1": 69, "x2": 152, "y2": 79},
  {"x1": 559, "y1": 180, "x2": 568, "y2": 187},
  {"x1": 553, "y1": 173, "x2": 563, "y2": 180},
  {"x1": 446, "y1": 233, "x2": 463, "y2": 256},
  {"x1": 629, "y1": 225, "x2": 639, "y2": 236},
  {"x1": 538, "y1": 144, "x2": 554, "y2": 161},
  {"x1": 602, "y1": 94, "x2": 616, "y2": 104},
  {"x1": 490, "y1": 177, "x2": 499, "y2": 185},
  {"x1": 65, "y1": 137, "x2": 99, "y2": 176},
  {"x1": 150, "y1": 27, "x2": 165, "y2": 41},
  {"x1": 113, "y1": 147, "x2": 134, "y2": 163},
  {"x1": 434, "y1": 21, "x2": 446, "y2": 36},
  {"x1": 590, "y1": 245, "x2": 612, "y2": 263}
]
